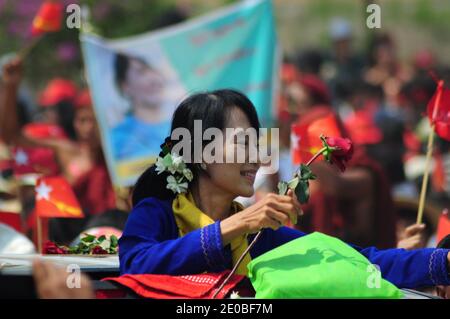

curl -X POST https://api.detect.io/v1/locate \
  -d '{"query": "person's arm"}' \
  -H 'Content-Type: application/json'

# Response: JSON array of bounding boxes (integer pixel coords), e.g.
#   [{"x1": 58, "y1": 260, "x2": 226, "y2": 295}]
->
[
  {"x1": 353, "y1": 244, "x2": 450, "y2": 288},
  {"x1": 0, "y1": 57, "x2": 64, "y2": 150},
  {"x1": 268, "y1": 226, "x2": 450, "y2": 289},
  {"x1": 0, "y1": 57, "x2": 23, "y2": 145},
  {"x1": 119, "y1": 193, "x2": 300, "y2": 275},
  {"x1": 119, "y1": 198, "x2": 230, "y2": 275},
  {"x1": 397, "y1": 223, "x2": 427, "y2": 250},
  {"x1": 249, "y1": 225, "x2": 450, "y2": 289}
]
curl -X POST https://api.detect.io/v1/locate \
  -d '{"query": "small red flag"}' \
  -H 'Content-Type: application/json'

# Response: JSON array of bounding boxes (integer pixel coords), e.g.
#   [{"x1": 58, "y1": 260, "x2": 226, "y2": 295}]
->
[
  {"x1": 11, "y1": 146, "x2": 60, "y2": 176},
  {"x1": 11, "y1": 147, "x2": 35, "y2": 176},
  {"x1": 437, "y1": 209, "x2": 450, "y2": 244},
  {"x1": 31, "y1": 1, "x2": 63, "y2": 36},
  {"x1": 35, "y1": 176, "x2": 84, "y2": 218},
  {"x1": 11, "y1": 123, "x2": 65, "y2": 176},
  {"x1": 291, "y1": 113, "x2": 343, "y2": 165},
  {"x1": 427, "y1": 81, "x2": 450, "y2": 141}
]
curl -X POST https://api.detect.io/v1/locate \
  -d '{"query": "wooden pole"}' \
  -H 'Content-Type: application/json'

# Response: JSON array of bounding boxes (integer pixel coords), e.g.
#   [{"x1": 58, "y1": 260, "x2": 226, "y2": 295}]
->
[
  {"x1": 36, "y1": 214, "x2": 42, "y2": 254},
  {"x1": 416, "y1": 126, "x2": 435, "y2": 224},
  {"x1": 17, "y1": 36, "x2": 41, "y2": 60},
  {"x1": 416, "y1": 80, "x2": 444, "y2": 224}
]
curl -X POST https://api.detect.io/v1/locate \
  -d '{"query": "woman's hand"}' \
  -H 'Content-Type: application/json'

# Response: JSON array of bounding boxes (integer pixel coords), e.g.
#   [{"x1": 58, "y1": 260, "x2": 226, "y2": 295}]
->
[
  {"x1": 2, "y1": 57, "x2": 23, "y2": 88},
  {"x1": 221, "y1": 190, "x2": 302, "y2": 245},
  {"x1": 397, "y1": 223, "x2": 426, "y2": 250}
]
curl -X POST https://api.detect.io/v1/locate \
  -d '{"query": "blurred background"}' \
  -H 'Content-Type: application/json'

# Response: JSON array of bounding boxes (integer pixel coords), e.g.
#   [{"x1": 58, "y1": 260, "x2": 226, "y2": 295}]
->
[{"x1": 1, "y1": 0, "x2": 450, "y2": 89}]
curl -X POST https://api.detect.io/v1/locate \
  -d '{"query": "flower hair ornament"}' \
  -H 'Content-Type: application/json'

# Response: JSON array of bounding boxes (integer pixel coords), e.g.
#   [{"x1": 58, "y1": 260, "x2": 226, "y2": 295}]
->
[{"x1": 155, "y1": 137, "x2": 193, "y2": 194}]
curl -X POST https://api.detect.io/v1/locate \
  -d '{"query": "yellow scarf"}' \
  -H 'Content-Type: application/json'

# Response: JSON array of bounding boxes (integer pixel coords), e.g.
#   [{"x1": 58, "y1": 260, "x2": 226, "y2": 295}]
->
[{"x1": 172, "y1": 192, "x2": 251, "y2": 276}]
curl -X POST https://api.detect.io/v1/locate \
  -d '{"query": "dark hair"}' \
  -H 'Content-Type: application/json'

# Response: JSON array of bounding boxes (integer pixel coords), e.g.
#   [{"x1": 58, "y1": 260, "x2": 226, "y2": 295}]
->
[
  {"x1": 132, "y1": 89, "x2": 260, "y2": 206},
  {"x1": 437, "y1": 234, "x2": 450, "y2": 249},
  {"x1": 114, "y1": 53, "x2": 129, "y2": 90},
  {"x1": 295, "y1": 49, "x2": 323, "y2": 75},
  {"x1": 56, "y1": 100, "x2": 77, "y2": 140},
  {"x1": 114, "y1": 53, "x2": 153, "y2": 92}
]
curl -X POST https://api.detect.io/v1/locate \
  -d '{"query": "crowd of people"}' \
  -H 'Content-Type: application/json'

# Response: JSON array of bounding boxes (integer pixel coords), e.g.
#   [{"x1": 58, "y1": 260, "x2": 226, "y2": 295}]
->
[
  {"x1": 274, "y1": 21, "x2": 450, "y2": 252},
  {"x1": 0, "y1": 16, "x2": 449, "y2": 299}
]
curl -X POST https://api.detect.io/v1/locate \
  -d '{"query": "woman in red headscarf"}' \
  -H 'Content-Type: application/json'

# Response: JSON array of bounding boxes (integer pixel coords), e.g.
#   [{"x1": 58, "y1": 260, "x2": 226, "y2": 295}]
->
[{"x1": 280, "y1": 65, "x2": 397, "y2": 248}]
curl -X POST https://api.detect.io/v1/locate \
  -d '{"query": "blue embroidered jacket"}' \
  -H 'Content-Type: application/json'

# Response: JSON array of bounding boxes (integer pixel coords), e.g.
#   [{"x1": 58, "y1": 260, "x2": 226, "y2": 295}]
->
[{"x1": 119, "y1": 197, "x2": 450, "y2": 289}]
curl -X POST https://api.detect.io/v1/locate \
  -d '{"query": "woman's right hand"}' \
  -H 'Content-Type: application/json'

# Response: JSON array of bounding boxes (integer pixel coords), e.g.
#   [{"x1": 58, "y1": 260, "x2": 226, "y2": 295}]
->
[
  {"x1": 221, "y1": 190, "x2": 302, "y2": 245},
  {"x1": 2, "y1": 57, "x2": 23, "y2": 88},
  {"x1": 397, "y1": 223, "x2": 426, "y2": 250}
]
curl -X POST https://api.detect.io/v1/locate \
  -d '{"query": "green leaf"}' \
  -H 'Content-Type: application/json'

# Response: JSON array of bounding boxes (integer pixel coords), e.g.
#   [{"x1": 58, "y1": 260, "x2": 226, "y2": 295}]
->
[
  {"x1": 81, "y1": 234, "x2": 96, "y2": 243},
  {"x1": 110, "y1": 235, "x2": 118, "y2": 247},
  {"x1": 68, "y1": 246, "x2": 79, "y2": 254},
  {"x1": 277, "y1": 181, "x2": 288, "y2": 195},
  {"x1": 98, "y1": 235, "x2": 106, "y2": 243},
  {"x1": 298, "y1": 164, "x2": 316, "y2": 181},
  {"x1": 295, "y1": 180, "x2": 310, "y2": 204},
  {"x1": 287, "y1": 177, "x2": 299, "y2": 190},
  {"x1": 162, "y1": 153, "x2": 173, "y2": 167}
]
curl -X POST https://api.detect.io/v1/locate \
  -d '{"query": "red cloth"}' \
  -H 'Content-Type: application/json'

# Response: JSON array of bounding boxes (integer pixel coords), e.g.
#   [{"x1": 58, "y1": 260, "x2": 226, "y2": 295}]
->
[
  {"x1": 103, "y1": 271, "x2": 245, "y2": 299},
  {"x1": 437, "y1": 210, "x2": 450, "y2": 244},
  {"x1": 38, "y1": 78, "x2": 77, "y2": 107},
  {"x1": 298, "y1": 74, "x2": 331, "y2": 105},
  {"x1": 72, "y1": 162, "x2": 116, "y2": 216},
  {"x1": 295, "y1": 106, "x2": 397, "y2": 248},
  {"x1": 0, "y1": 211, "x2": 22, "y2": 232},
  {"x1": 344, "y1": 110, "x2": 383, "y2": 145}
]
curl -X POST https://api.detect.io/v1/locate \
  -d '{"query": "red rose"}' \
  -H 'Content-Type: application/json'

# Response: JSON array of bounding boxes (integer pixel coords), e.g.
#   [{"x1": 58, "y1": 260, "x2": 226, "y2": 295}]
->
[
  {"x1": 324, "y1": 136, "x2": 353, "y2": 172},
  {"x1": 91, "y1": 246, "x2": 108, "y2": 254},
  {"x1": 43, "y1": 241, "x2": 68, "y2": 254}
]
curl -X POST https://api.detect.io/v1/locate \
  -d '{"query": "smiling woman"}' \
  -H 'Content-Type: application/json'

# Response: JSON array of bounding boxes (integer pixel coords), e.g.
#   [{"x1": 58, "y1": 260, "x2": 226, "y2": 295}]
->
[{"x1": 118, "y1": 89, "x2": 450, "y2": 291}]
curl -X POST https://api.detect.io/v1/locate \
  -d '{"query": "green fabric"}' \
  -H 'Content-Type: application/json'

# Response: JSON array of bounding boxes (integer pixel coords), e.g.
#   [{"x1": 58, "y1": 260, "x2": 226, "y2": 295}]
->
[{"x1": 248, "y1": 232, "x2": 403, "y2": 298}]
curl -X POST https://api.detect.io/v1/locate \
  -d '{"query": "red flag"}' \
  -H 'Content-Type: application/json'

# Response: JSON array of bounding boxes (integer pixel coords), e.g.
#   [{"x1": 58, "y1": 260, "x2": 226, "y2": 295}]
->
[
  {"x1": 12, "y1": 147, "x2": 38, "y2": 175},
  {"x1": 11, "y1": 146, "x2": 59, "y2": 176},
  {"x1": 427, "y1": 80, "x2": 450, "y2": 141},
  {"x1": 11, "y1": 123, "x2": 65, "y2": 176},
  {"x1": 437, "y1": 209, "x2": 450, "y2": 244},
  {"x1": 35, "y1": 176, "x2": 84, "y2": 218},
  {"x1": 291, "y1": 113, "x2": 343, "y2": 165},
  {"x1": 31, "y1": 1, "x2": 63, "y2": 36}
]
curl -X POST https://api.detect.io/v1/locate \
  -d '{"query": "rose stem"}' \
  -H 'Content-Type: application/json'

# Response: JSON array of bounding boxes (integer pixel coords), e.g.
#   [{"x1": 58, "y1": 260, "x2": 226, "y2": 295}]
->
[{"x1": 211, "y1": 146, "x2": 328, "y2": 299}]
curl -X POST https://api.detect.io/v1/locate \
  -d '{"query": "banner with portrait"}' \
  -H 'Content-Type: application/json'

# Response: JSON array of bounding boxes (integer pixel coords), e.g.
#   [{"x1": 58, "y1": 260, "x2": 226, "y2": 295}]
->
[{"x1": 80, "y1": 0, "x2": 279, "y2": 186}]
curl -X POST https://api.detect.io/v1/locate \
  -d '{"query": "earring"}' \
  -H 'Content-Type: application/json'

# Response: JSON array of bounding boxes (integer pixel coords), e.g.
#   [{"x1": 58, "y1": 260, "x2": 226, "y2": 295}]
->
[{"x1": 200, "y1": 163, "x2": 207, "y2": 170}]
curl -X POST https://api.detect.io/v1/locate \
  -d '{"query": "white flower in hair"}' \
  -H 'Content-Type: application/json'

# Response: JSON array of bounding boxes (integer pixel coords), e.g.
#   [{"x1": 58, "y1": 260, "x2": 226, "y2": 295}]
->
[
  {"x1": 155, "y1": 156, "x2": 166, "y2": 174},
  {"x1": 170, "y1": 152, "x2": 186, "y2": 174},
  {"x1": 166, "y1": 175, "x2": 189, "y2": 194},
  {"x1": 182, "y1": 168, "x2": 193, "y2": 182}
]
